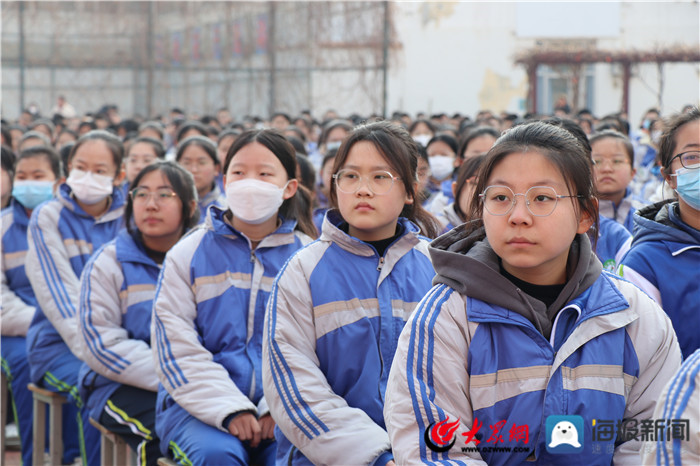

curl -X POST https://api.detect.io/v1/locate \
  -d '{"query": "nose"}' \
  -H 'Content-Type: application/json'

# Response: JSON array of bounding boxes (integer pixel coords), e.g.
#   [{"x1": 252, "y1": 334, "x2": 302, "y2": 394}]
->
[
  {"x1": 145, "y1": 193, "x2": 159, "y2": 209},
  {"x1": 508, "y1": 194, "x2": 532, "y2": 224},
  {"x1": 355, "y1": 176, "x2": 374, "y2": 196}
]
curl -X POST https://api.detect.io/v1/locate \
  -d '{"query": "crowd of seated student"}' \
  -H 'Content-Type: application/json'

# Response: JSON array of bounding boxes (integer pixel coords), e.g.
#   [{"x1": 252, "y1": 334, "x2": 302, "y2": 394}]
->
[{"x1": 1, "y1": 103, "x2": 698, "y2": 465}]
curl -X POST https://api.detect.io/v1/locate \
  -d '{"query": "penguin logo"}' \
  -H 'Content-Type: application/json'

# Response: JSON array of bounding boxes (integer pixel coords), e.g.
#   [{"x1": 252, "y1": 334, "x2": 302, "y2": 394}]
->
[{"x1": 424, "y1": 417, "x2": 460, "y2": 452}]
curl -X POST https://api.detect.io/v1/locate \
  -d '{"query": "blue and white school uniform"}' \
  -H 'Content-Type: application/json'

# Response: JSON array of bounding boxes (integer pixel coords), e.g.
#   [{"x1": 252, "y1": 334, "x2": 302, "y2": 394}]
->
[
  {"x1": 197, "y1": 183, "x2": 226, "y2": 224},
  {"x1": 599, "y1": 187, "x2": 648, "y2": 233},
  {"x1": 78, "y1": 230, "x2": 163, "y2": 464},
  {"x1": 595, "y1": 215, "x2": 632, "y2": 272},
  {"x1": 263, "y1": 210, "x2": 436, "y2": 465},
  {"x1": 25, "y1": 183, "x2": 125, "y2": 465},
  {"x1": 619, "y1": 200, "x2": 700, "y2": 359},
  {"x1": 152, "y1": 206, "x2": 311, "y2": 465},
  {"x1": 1, "y1": 200, "x2": 47, "y2": 465}
]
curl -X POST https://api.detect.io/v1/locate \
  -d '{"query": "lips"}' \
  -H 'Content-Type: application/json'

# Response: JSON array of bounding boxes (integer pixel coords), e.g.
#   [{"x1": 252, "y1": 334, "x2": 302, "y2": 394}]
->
[
  {"x1": 143, "y1": 217, "x2": 161, "y2": 224},
  {"x1": 355, "y1": 202, "x2": 374, "y2": 211},
  {"x1": 507, "y1": 237, "x2": 535, "y2": 245}
]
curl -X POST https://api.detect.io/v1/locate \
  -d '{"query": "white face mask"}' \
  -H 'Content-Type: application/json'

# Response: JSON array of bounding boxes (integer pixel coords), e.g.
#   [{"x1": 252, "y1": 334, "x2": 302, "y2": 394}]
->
[
  {"x1": 429, "y1": 155, "x2": 454, "y2": 181},
  {"x1": 66, "y1": 169, "x2": 114, "y2": 205},
  {"x1": 325, "y1": 141, "x2": 342, "y2": 152},
  {"x1": 226, "y1": 178, "x2": 288, "y2": 225},
  {"x1": 413, "y1": 134, "x2": 432, "y2": 147}
]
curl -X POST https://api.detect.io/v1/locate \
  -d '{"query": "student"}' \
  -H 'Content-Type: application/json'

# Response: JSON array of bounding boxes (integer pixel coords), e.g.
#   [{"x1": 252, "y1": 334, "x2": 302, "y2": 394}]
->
[
  {"x1": 642, "y1": 348, "x2": 700, "y2": 465},
  {"x1": 458, "y1": 126, "x2": 499, "y2": 161},
  {"x1": 436, "y1": 154, "x2": 485, "y2": 232},
  {"x1": 1, "y1": 146, "x2": 63, "y2": 465},
  {"x1": 25, "y1": 130, "x2": 128, "y2": 465},
  {"x1": 619, "y1": 107, "x2": 700, "y2": 359},
  {"x1": 384, "y1": 122, "x2": 681, "y2": 464},
  {"x1": 1, "y1": 145, "x2": 15, "y2": 209},
  {"x1": 151, "y1": 129, "x2": 316, "y2": 465},
  {"x1": 424, "y1": 133, "x2": 460, "y2": 217},
  {"x1": 313, "y1": 149, "x2": 338, "y2": 234},
  {"x1": 263, "y1": 120, "x2": 439, "y2": 466},
  {"x1": 78, "y1": 161, "x2": 198, "y2": 466},
  {"x1": 591, "y1": 130, "x2": 648, "y2": 232},
  {"x1": 121, "y1": 137, "x2": 166, "y2": 198},
  {"x1": 176, "y1": 135, "x2": 226, "y2": 224},
  {"x1": 409, "y1": 118, "x2": 436, "y2": 147}
]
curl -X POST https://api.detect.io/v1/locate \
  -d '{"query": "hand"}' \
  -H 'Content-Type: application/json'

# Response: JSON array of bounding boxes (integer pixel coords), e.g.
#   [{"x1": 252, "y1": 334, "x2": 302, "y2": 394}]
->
[
  {"x1": 259, "y1": 414, "x2": 276, "y2": 440},
  {"x1": 227, "y1": 412, "x2": 262, "y2": 448}
]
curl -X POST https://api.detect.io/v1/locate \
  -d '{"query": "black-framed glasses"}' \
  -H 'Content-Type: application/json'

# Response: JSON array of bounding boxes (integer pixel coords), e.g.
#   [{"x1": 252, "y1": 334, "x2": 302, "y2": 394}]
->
[
  {"x1": 130, "y1": 187, "x2": 178, "y2": 204},
  {"x1": 667, "y1": 151, "x2": 700, "y2": 170},
  {"x1": 479, "y1": 185, "x2": 583, "y2": 217},
  {"x1": 333, "y1": 169, "x2": 401, "y2": 195}
]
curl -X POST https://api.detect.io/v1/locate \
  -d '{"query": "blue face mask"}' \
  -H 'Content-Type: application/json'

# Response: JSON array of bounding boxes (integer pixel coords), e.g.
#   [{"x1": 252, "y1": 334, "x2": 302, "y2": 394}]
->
[
  {"x1": 673, "y1": 166, "x2": 700, "y2": 211},
  {"x1": 12, "y1": 180, "x2": 55, "y2": 209}
]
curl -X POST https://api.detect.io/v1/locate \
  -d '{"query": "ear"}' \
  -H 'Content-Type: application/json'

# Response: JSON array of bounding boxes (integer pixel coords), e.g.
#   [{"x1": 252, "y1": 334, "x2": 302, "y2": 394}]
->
[
  {"x1": 662, "y1": 167, "x2": 677, "y2": 190},
  {"x1": 451, "y1": 181, "x2": 458, "y2": 199},
  {"x1": 405, "y1": 180, "x2": 417, "y2": 206},
  {"x1": 283, "y1": 179, "x2": 298, "y2": 200},
  {"x1": 114, "y1": 170, "x2": 126, "y2": 186},
  {"x1": 576, "y1": 197, "x2": 597, "y2": 234},
  {"x1": 188, "y1": 199, "x2": 197, "y2": 219}
]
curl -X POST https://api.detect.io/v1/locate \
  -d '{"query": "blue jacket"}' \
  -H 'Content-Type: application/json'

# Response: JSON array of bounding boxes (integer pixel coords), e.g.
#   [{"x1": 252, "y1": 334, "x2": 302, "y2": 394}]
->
[
  {"x1": 385, "y1": 225, "x2": 681, "y2": 465},
  {"x1": 25, "y1": 183, "x2": 125, "y2": 383},
  {"x1": 197, "y1": 183, "x2": 226, "y2": 224},
  {"x1": 151, "y1": 206, "x2": 312, "y2": 443},
  {"x1": 595, "y1": 215, "x2": 632, "y2": 272},
  {"x1": 78, "y1": 230, "x2": 161, "y2": 421},
  {"x1": 599, "y1": 187, "x2": 648, "y2": 233},
  {"x1": 619, "y1": 200, "x2": 700, "y2": 359},
  {"x1": 1, "y1": 200, "x2": 37, "y2": 337},
  {"x1": 263, "y1": 210, "x2": 436, "y2": 466}
]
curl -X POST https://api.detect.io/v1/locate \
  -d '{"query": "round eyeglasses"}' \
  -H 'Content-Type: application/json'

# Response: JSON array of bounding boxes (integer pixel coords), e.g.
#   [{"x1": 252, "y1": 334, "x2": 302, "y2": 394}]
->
[
  {"x1": 130, "y1": 187, "x2": 179, "y2": 204},
  {"x1": 333, "y1": 169, "x2": 401, "y2": 195},
  {"x1": 667, "y1": 151, "x2": 700, "y2": 170},
  {"x1": 479, "y1": 185, "x2": 583, "y2": 217}
]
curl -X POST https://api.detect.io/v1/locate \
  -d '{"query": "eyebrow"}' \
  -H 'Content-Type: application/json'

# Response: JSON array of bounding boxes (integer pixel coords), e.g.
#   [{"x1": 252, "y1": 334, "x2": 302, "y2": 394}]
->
[
  {"x1": 489, "y1": 179, "x2": 564, "y2": 188},
  {"x1": 230, "y1": 162, "x2": 277, "y2": 170},
  {"x1": 678, "y1": 142, "x2": 700, "y2": 151},
  {"x1": 343, "y1": 164, "x2": 393, "y2": 171}
]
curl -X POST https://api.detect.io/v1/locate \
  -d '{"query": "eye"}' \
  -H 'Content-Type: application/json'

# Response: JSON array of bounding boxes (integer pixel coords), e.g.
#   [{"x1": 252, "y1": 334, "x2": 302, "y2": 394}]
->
[
  {"x1": 373, "y1": 173, "x2": 391, "y2": 180},
  {"x1": 492, "y1": 194, "x2": 509, "y2": 202},
  {"x1": 533, "y1": 194, "x2": 555, "y2": 202}
]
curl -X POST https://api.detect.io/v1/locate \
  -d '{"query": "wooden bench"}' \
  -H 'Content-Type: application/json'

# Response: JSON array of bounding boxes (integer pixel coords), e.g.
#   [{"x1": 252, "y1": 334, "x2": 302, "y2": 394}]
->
[
  {"x1": 157, "y1": 457, "x2": 178, "y2": 466},
  {"x1": 88, "y1": 417, "x2": 136, "y2": 466},
  {"x1": 28, "y1": 383, "x2": 67, "y2": 466}
]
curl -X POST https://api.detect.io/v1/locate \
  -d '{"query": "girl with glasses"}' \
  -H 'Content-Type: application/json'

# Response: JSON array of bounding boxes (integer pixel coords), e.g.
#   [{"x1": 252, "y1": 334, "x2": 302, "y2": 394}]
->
[
  {"x1": 385, "y1": 121, "x2": 681, "y2": 465},
  {"x1": 77, "y1": 161, "x2": 198, "y2": 466},
  {"x1": 152, "y1": 129, "x2": 315, "y2": 465},
  {"x1": 176, "y1": 135, "x2": 226, "y2": 224},
  {"x1": 263, "y1": 121, "x2": 439, "y2": 466},
  {"x1": 619, "y1": 107, "x2": 700, "y2": 359}
]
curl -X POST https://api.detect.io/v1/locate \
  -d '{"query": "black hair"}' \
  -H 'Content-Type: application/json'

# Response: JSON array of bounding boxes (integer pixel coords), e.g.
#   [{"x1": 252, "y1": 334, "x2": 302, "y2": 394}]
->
[
  {"x1": 79, "y1": 120, "x2": 97, "y2": 132},
  {"x1": 660, "y1": 106, "x2": 700, "y2": 175},
  {"x1": 59, "y1": 142, "x2": 74, "y2": 177},
  {"x1": 125, "y1": 160, "x2": 199, "y2": 239},
  {"x1": 56, "y1": 128, "x2": 79, "y2": 145},
  {"x1": 295, "y1": 153, "x2": 316, "y2": 192},
  {"x1": 426, "y1": 133, "x2": 459, "y2": 156},
  {"x1": 224, "y1": 128, "x2": 317, "y2": 238},
  {"x1": 458, "y1": 126, "x2": 500, "y2": 159},
  {"x1": 286, "y1": 135, "x2": 307, "y2": 155},
  {"x1": 19, "y1": 131, "x2": 52, "y2": 149},
  {"x1": 1, "y1": 126, "x2": 12, "y2": 149},
  {"x1": 319, "y1": 119, "x2": 353, "y2": 149},
  {"x1": 469, "y1": 121, "x2": 598, "y2": 241},
  {"x1": 127, "y1": 137, "x2": 166, "y2": 160},
  {"x1": 68, "y1": 130, "x2": 124, "y2": 177},
  {"x1": 408, "y1": 119, "x2": 436, "y2": 136},
  {"x1": 119, "y1": 119, "x2": 140, "y2": 134},
  {"x1": 138, "y1": 121, "x2": 165, "y2": 140},
  {"x1": 329, "y1": 120, "x2": 441, "y2": 238},
  {"x1": 453, "y1": 154, "x2": 485, "y2": 222},
  {"x1": 270, "y1": 112, "x2": 292, "y2": 124},
  {"x1": 1, "y1": 144, "x2": 16, "y2": 180},
  {"x1": 589, "y1": 129, "x2": 634, "y2": 165},
  {"x1": 176, "y1": 121, "x2": 208, "y2": 143},
  {"x1": 176, "y1": 135, "x2": 219, "y2": 165},
  {"x1": 285, "y1": 125, "x2": 307, "y2": 142},
  {"x1": 29, "y1": 118, "x2": 56, "y2": 136},
  {"x1": 17, "y1": 145, "x2": 63, "y2": 179}
]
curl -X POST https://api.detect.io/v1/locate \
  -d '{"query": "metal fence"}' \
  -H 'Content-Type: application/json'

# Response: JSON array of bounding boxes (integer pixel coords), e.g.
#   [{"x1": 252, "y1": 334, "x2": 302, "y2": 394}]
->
[{"x1": 1, "y1": 1, "x2": 393, "y2": 120}]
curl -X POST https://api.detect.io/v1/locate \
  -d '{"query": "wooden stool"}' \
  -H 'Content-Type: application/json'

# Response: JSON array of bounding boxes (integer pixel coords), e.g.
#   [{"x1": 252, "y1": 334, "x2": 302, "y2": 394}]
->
[
  {"x1": 1, "y1": 371, "x2": 7, "y2": 466},
  {"x1": 157, "y1": 457, "x2": 178, "y2": 466},
  {"x1": 88, "y1": 417, "x2": 136, "y2": 466},
  {"x1": 28, "y1": 383, "x2": 67, "y2": 466}
]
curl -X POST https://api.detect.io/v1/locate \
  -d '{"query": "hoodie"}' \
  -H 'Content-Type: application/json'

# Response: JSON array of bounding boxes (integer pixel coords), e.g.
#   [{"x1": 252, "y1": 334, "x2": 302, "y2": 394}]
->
[
  {"x1": 619, "y1": 200, "x2": 700, "y2": 358},
  {"x1": 429, "y1": 221, "x2": 602, "y2": 339}
]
